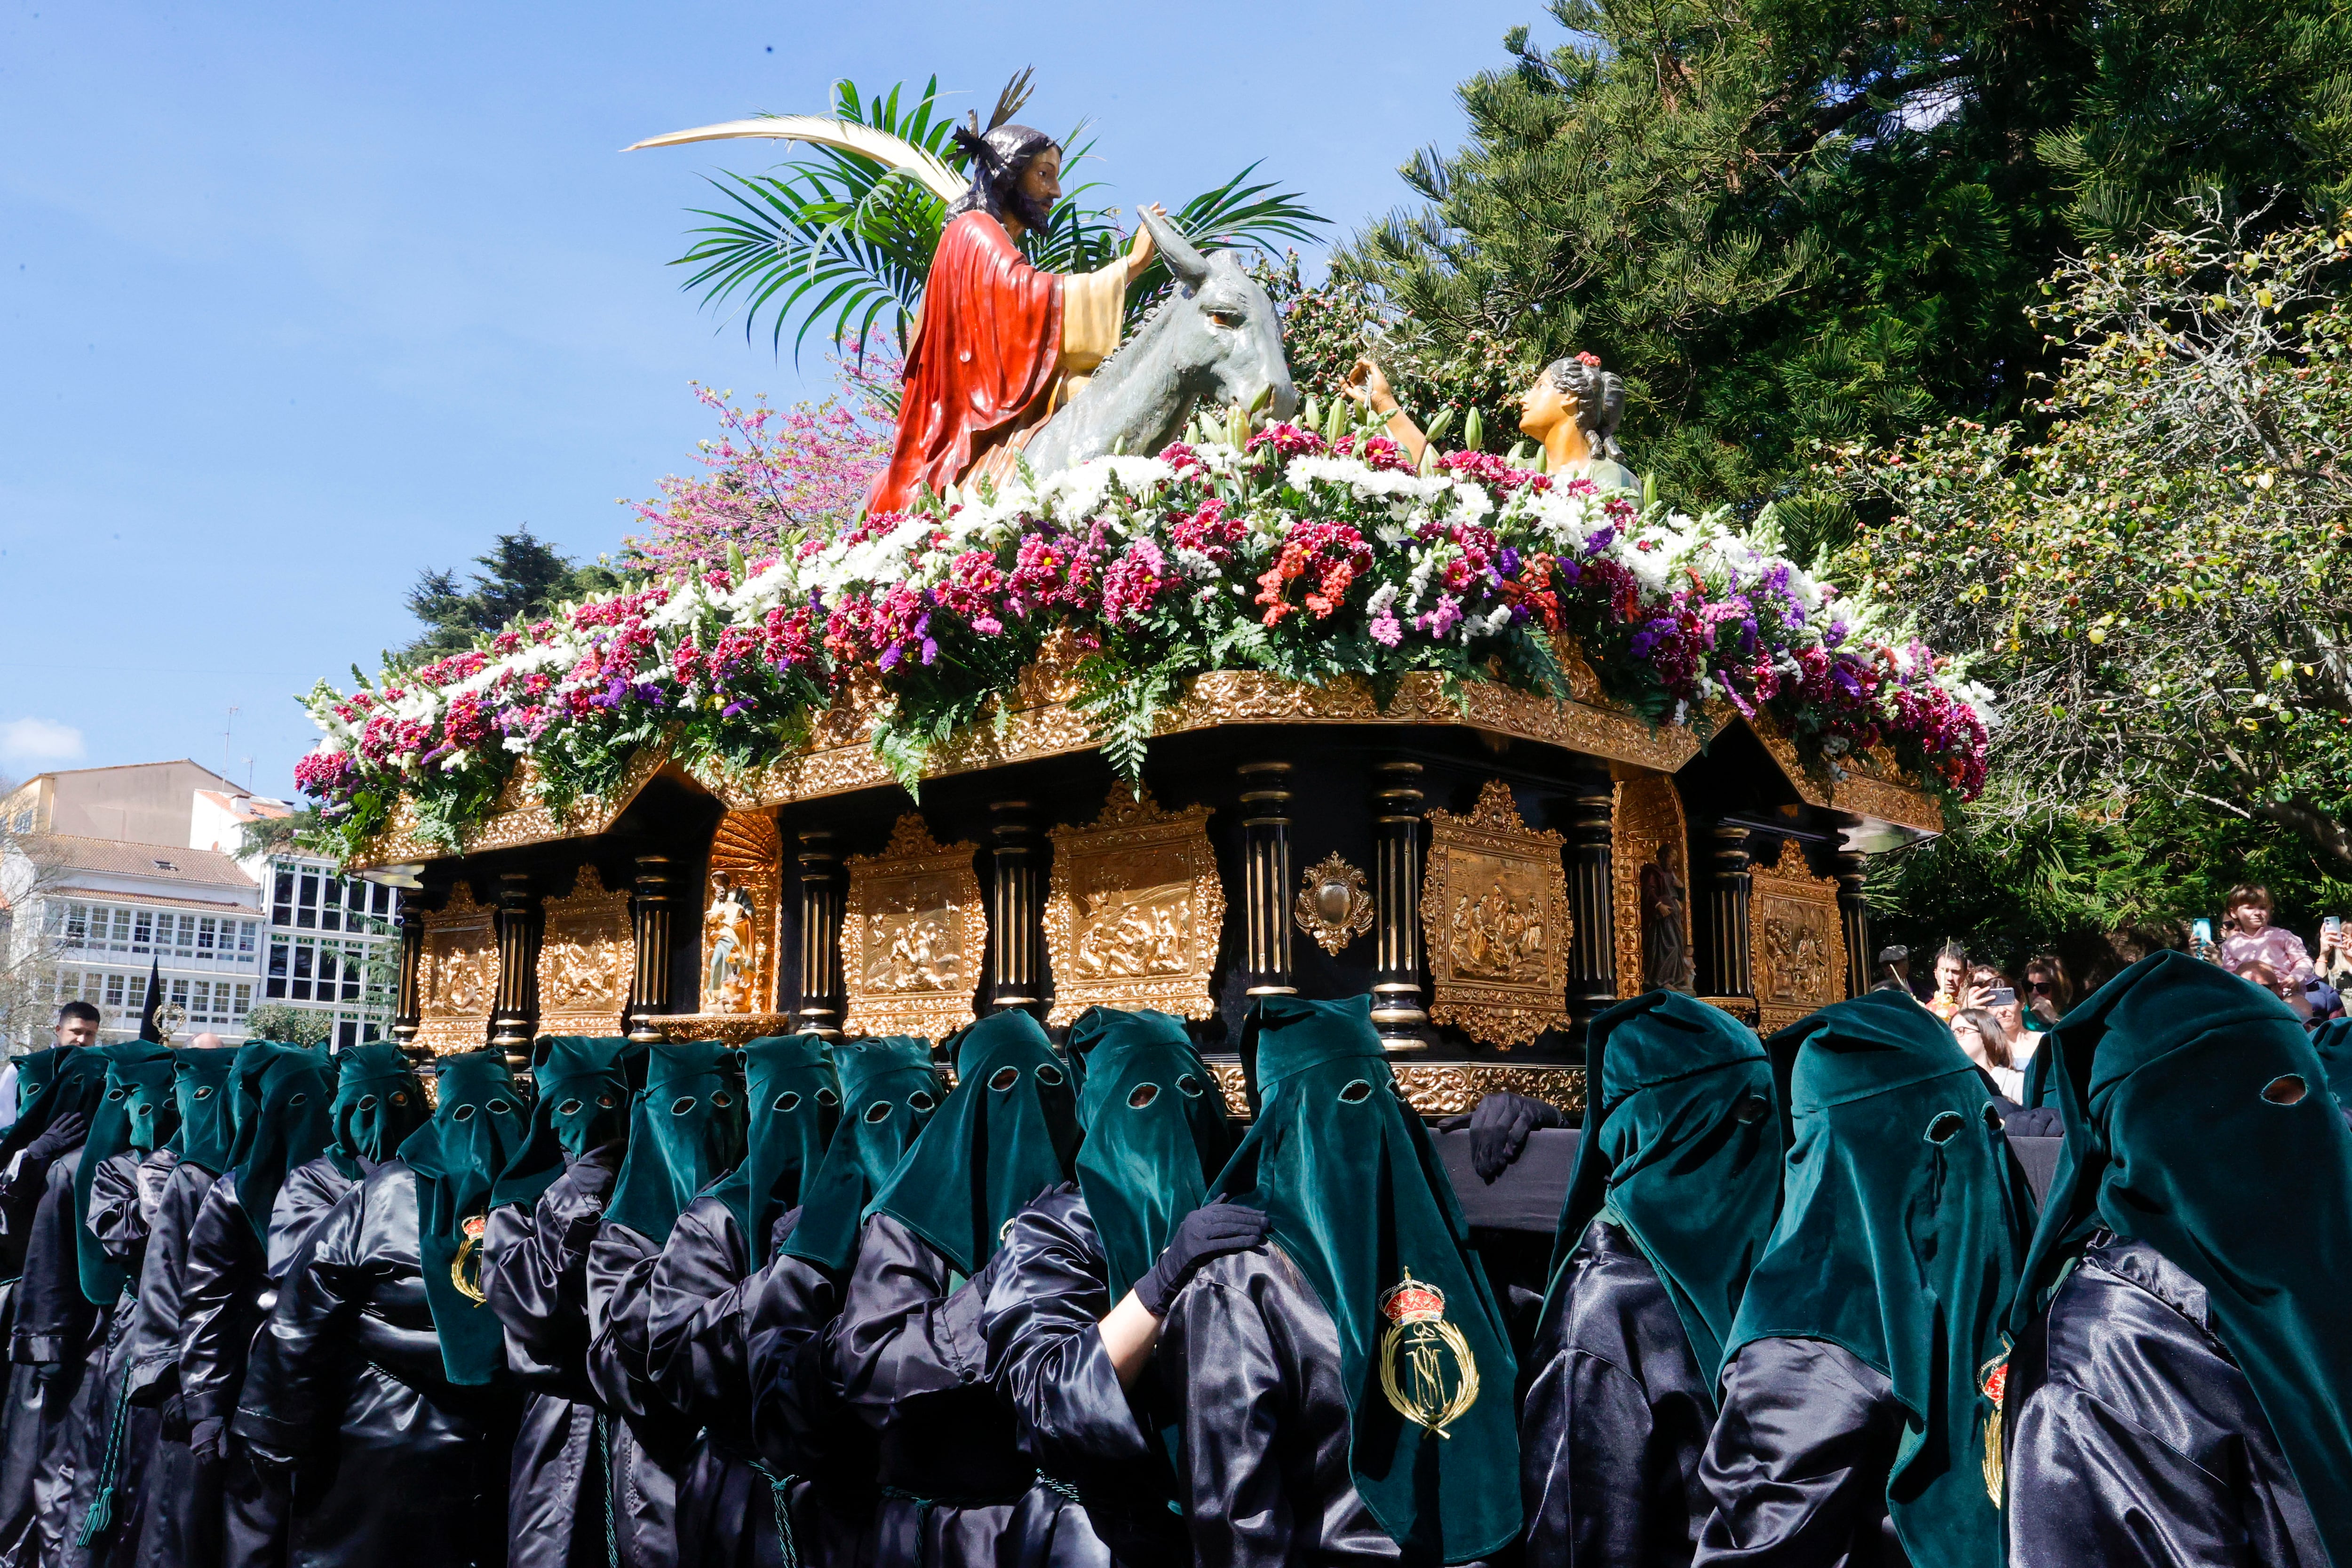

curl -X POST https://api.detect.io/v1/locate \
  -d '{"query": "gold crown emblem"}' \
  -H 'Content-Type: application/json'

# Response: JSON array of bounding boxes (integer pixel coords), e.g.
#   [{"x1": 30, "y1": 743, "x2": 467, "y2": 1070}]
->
[
  {"x1": 461, "y1": 1214, "x2": 487, "y2": 1241},
  {"x1": 1379, "y1": 1274, "x2": 1447, "y2": 1325}
]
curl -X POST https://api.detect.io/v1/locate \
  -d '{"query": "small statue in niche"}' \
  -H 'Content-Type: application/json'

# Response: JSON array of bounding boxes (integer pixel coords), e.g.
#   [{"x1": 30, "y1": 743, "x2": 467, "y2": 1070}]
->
[
  {"x1": 704, "y1": 871, "x2": 757, "y2": 1013},
  {"x1": 1344, "y1": 352, "x2": 1640, "y2": 492},
  {"x1": 1640, "y1": 850, "x2": 1695, "y2": 993}
]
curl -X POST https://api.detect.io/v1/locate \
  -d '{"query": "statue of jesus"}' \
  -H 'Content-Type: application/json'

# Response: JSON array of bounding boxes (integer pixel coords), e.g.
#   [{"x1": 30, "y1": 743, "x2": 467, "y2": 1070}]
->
[{"x1": 867, "y1": 123, "x2": 1164, "y2": 515}]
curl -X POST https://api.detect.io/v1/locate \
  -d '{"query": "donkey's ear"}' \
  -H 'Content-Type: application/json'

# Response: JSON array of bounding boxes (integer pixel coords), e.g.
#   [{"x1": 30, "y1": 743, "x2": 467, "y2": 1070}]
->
[{"x1": 1141, "y1": 207, "x2": 1210, "y2": 289}]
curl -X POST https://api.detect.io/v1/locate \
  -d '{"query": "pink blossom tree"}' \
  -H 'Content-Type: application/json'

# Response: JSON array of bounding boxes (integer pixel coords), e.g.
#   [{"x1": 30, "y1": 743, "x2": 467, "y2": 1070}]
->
[{"x1": 620, "y1": 339, "x2": 899, "y2": 572}]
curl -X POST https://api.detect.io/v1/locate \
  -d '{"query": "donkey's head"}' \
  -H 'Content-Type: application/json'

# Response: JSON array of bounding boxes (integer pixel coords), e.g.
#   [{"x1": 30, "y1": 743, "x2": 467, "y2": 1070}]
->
[{"x1": 1137, "y1": 207, "x2": 1298, "y2": 425}]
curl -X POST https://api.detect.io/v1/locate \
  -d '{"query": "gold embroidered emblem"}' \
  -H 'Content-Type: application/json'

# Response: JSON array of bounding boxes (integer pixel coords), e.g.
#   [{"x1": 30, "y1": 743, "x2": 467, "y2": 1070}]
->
[
  {"x1": 1376, "y1": 1271, "x2": 1479, "y2": 1437},
  {"x1": 452, "y1": 1212, "x2": 489, "y2": 1304},
  {"x1": 1979, "y1": 1350, "x2": 2010, "y2": 1503}
]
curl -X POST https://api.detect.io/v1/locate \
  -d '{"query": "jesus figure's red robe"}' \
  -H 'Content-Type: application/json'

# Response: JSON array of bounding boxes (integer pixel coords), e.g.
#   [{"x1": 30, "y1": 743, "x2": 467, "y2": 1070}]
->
[{"x1": 866, "y1": 211, "x2": 1125, "y2": 516}]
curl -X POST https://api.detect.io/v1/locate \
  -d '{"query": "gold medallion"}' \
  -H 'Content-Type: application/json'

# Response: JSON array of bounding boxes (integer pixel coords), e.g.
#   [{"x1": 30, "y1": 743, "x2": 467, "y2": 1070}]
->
[
  {"x1": 451, "y1": 1212, "x2": 489, "y2": 1304},
  {"x1": 1375, "y1": 1270, "x2": 1479, "y2": 1437}
]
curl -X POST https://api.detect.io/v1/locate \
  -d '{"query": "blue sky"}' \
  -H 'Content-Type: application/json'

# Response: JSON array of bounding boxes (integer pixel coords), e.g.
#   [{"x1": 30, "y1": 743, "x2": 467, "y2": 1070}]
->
[{"x1": 0, "y1": 0, "x2": 1549, "y2": 804}]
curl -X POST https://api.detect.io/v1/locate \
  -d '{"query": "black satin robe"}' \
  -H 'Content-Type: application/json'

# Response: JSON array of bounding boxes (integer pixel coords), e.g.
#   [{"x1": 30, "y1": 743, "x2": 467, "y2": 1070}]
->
[
  {"x1": 232, "y1": 1161, "x2": 518, "y2": 1568},
  {"x1": 484, "y1": 1151, "x2": 672, "y2": 1568},
  {"x1": 589, "y1": 1194, "x2": 791, "y2": 1568},
  {"x1": 1153, "y1": 1242, "x2": 1411, "y2": 1568},
  {"x1": 5, "y1": 1151, "x2": 103, "y2": 1568},
  {"x1": 66, "y1": 1151, "x2": 169, "y2": 1568},
  {"x1": 1692, "y1": 1338, "x2": 1910, "y2": 1567},
  {"x1": 126, "y1": 1158, "x2": 221, "y2": 1568},
  {"x1": 983, "y1": 1186, "x2": 1185, "y2": 1568},
  {"x1": 823, "y1": 1211, "x2": 1108, "y2": 1568},
  {"x1": 746, "y1": 1223, "x2": 875, "y2": 1568},
  {"x1": 266, "y1": 1159, "x2": 360, "y2": 1278},
  {"x1": 2005, "y1": 1234, "x2": 2324, "y2": 1567},
  {"x1": 181, "y1": 1173, "x2": 306, "y2": 1568},
  {"x1": 1521, "y1": 1218, "x2": 1715, "y2": 1568}
]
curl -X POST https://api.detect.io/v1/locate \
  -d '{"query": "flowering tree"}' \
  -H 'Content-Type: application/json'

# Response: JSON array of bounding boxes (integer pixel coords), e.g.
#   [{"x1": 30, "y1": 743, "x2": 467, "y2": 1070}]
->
[
  {"x1": 620, "y1": 342, "x2": 898, "y2": 573},
  {"x1": 1827, "y1": 200, "x2": 2352, "y2": 871},
  {"x1": 298, "y1": 424, "x2": 1988, "y2": 860}
]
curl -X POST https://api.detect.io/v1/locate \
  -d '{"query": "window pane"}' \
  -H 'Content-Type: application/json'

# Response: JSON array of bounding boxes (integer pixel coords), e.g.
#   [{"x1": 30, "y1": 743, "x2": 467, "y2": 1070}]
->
[
  {"x1": 66, "y1": 905, "x2": 87, "y2": 942},
  {"x1": 133, "y1": 910, "x2": 153, "y2": 950},
  {"x1": 232, "y1": 984, "x2": 251, "y2": 1019},
  {"x1": 128, "y1": 973, "x2": 146, "y2": 1010},
  {"x1": 292, "y1": 944, "x2": 313, "y2": 1001},
  {"x1": 170, "y1": 979, "x2": 189, "y2": 1008},
  {"x1": 104, "y1": 974, "x2": 124, "y2": 1008},
  {"x1": 198, "y1": 917, "x2": 217, "y2": 953},
  {"x1": 238, "y1": 921, "x2": 257, "y2": 955}
]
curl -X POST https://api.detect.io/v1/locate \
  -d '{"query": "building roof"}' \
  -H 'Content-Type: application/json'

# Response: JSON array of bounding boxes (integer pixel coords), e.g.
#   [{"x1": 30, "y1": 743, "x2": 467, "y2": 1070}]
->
[
  {"x1": 16, "y1": 760, "x2": 234, "y2": 788},
  {"x1": 48, "y1": 886, "x2": 262, "y2": 914},
  {"x1": 193, "y1": 790, "x2": 291, "y2": 822},
  {"x1": 24, "y1": 835, "x2": 256, "y2": 889}
]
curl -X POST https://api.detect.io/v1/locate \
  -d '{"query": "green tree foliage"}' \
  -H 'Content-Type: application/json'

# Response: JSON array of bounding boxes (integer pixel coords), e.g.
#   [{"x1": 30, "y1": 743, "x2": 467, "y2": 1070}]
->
[
  {"x1": 1340, "y1": 0, "x2": 2352, "y2": 512},
  {"x1": 399, "y1": 528, "x2": 620, "y2": 666},
  {"x1": 244, "y1": 1003, "x2": 332, "y2": 1050},
  {"x1": 1832, "y1": 204, "x2": 2352, "y2": 955}
]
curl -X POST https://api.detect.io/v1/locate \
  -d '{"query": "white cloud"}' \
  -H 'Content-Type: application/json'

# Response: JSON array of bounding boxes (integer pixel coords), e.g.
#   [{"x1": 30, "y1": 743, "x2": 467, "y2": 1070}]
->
[{"x1": 0, "y1": 718, "x2": 87, "y2": 769}]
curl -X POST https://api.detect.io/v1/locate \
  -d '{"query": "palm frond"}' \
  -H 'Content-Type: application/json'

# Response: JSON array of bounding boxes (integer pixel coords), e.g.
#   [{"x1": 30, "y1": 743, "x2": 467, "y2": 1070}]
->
[{"x1": 658, "y1": 77, "x2": 1329, "y2": 358}]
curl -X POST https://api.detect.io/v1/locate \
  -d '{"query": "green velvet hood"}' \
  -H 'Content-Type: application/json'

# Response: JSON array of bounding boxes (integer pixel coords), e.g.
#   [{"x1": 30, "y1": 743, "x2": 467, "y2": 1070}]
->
[
  {"x1": 2010, "y1": 951, "x2": 2352, "y2": 1568},
  {"x1": 2310, "y1": 1014, "x2": 2352, "y2": 1110},
  {"x1": 1209, "y1": 995, "x2": 1521, "y2": 1563},
  {"x1": 710, "y1": 1036, "x2": 841, "y2": 1262},
  {"x1": 1551, "y1": 990, "x2": 1782, "y2": 1393},
  {"x1": 866, "y1": 1010, "x2": 1079, "y2": 1276},
  {"x1": 169, "y1": 1046, "x2": 241, "y2": 1171},
  {"x1": 73, "y1": 1042, "x2": 177, "y2": 1305},
  {"x1": 604, "y1": 1041, "x2": 746, "y2": 1245},
  {"x1": 400, "y1": 1051, "x2": 530, "y2": 1385},
  {"x1": 1729, "y1": 991, "x2": 2032, "y2": 1568},
  {"x1": 0, "y1": 1045, "x2": 110, "y2": 1168},
  {"x1": 328, "y1": 1043, "x2": 429, "y2": 1178},
  {"x1": 492, "y1": 1036, "x2": 642, "y2": 1210},
  {"x1": 229, "y1": 1047, "x2": 337, "y2": 1248},
  {"x1": 776, "y1": 1036, "x2": 939, "y2": 1275},
  {"x1": 1068, "y1": 1007, "x2": 1232, "y2": 1300}
]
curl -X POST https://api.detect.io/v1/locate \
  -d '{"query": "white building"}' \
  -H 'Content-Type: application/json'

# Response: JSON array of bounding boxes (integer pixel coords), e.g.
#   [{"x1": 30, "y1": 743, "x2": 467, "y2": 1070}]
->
[
  {"x1": 1, "y1": 761, "x2": 400, "y2": 1048},
  {"x1": 193, "y1": 789, "x2": 401, "y2": 1049},
  {"x1": 3, "y1": 763, "x2": 264, "y2": 1044}
]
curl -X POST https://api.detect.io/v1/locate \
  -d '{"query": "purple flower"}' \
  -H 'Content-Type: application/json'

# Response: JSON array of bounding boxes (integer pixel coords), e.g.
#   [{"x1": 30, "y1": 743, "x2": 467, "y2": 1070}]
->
[
  {"x1": 721, "y1": 700, "x2": 752, "y2": 719},
  {"x1": 1497, "y1": 546, "x2": 1521, "y2": 576},
  {"x1": 1824, "y1": 621, "x2": 1848, "y2": 650},
  {"x1": 1370, "y1": 609, "x2": 1403, "y2": 647}
]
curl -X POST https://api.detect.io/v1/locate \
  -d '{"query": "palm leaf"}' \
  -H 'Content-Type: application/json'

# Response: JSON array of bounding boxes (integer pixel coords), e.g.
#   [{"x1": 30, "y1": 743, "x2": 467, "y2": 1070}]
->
[{"x1": 654, "y1": 76, "x2": 1327, "y2": 357}]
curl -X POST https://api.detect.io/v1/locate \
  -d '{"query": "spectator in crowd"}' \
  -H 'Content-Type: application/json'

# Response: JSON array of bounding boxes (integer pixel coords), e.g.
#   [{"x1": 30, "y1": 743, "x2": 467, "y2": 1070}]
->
[
  {"x1": 2212, "y1": 884, "x2": 2316, "y2": 984},
  {"x1": 2318, "y1": 917, "x2": 2352, "y2": 993},
  {"x1": 1973, "y1": 966, "x2": 2037, "y2": 1070},
  {"x1": 1927, "y1": 941, "x2": 1972, "y2": 1020},
  {"x1": 2232, "y1": 961, "x2": 2312, "y2": 1020},
  {"x1": 1873, "y1": 944, "x2": 1916, "y2": 997},
  {"x1": 1952, "y1": 1006, "x2": 2024, "y2": 1102},
  {"x1": 2021, "y1": 954, "x2": 2073, "y2": 1028}
]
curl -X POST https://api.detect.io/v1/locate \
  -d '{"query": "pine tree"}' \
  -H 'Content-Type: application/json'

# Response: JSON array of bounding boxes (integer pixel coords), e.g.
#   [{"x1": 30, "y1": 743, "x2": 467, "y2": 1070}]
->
[
  {"x1": 399, "y1": 528, "x2": 619, "y2": 664},
  {"x1": 1343, "y1": 0, "x2": 2352, "y2": 512}
]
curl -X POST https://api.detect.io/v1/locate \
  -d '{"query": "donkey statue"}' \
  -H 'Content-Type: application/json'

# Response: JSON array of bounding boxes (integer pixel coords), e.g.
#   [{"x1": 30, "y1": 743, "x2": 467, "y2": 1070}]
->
[{"x1": 1019, "y1": 207, "x2": 1297, "y2": 478}]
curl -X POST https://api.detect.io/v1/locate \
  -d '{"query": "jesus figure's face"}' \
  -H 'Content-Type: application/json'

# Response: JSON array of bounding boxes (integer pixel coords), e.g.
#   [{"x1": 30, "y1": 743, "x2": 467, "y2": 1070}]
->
[{"x1": 1007, "y1": 148, "x2": 1063, "y2": 235}]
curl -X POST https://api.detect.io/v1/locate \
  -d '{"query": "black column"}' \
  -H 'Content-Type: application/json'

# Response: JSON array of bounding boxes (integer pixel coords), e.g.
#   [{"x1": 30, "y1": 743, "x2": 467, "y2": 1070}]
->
[
  {"x1": 1238, "y1": 761, "x2": 1295, "y2": 998},
  {"x1": 989, "y1": 802, "x2": 1045, "y2": 1015},
  {"x1": 627, "y1": 854, "x2": 675, "y2": 1043},
  {"x1": 1563, "y1": 785, "x2": 1617, "y2": 1030},
  {"x1": 794, "y1": 832, "x2": 845, "y2": 1040},
  {"x1": 1833, "y1": 838, "x2": 1873, "y2": 999},
  {"x1": 1695, "y1": 823, "x2": 1754, "y2": 999},
  {"x1": 1369, "y1": 762, "x2": 1428, "y2": 1044},
  {"x1": 489, "y1": 870, "x2": 538, "y2": 1064}
]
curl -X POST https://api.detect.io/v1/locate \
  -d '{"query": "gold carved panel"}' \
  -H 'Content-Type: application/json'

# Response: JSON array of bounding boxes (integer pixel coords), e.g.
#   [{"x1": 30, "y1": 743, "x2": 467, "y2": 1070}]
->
[
  {"x1": 1199, "y1": 1059, "x2": 1586, "y2": 1120},
  {"x1": 1421, "y1": 780, "x2": 1572, "y2": 1048},
  {"x1": 842, "y1": 816, "x2": 985, "y2": 1039},
  {"x1": 704, "y1": 810, "x2": 783, "y2": 1015},
  {"x1": 417, "y1": 884, "x2": 498, "y2": 1056},
  {"x1": 1751, "y1": 840, "x2": 1848, "y2": 1037},
  {"x1": 536, "y1": 866, "x2": 631, "y2": 1036},
  {"x1": 1043, "y1": 787, "x2": 1225, "y2": 1026},
  {"x1": 1612, "y1": 770, "x2": 1694, "y2": 999}
]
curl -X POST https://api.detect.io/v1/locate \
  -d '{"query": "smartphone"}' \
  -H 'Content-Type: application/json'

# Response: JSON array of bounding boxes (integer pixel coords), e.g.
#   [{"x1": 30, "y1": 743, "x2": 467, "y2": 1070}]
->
[
  {"x1": 2325, "y1": 915, "x2": 2343, "y2": 939},
  {"x1": 1988, "y1": 987, "x2": 2016, "y2": 1009},
  {"x1": 2191, "y1": 918, "x2": 2215, "y2": 950}
]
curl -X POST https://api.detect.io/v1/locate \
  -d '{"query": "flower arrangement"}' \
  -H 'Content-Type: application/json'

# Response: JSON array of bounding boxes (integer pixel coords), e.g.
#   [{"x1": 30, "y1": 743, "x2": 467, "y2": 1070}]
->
[{"x1": 298, "y1": 428, "x2": 1992, "y2": 860}]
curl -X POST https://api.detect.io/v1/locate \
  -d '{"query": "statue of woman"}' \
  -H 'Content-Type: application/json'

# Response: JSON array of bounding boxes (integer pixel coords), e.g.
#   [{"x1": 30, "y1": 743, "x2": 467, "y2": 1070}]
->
[
  {"x1": 1640, "y1": 853, "x2": 1695, "y2": 993},
  {"x1": 1345, "y1": 353, "x2": 1640, "y2": 491},
  {"x1": 704, "y1": 873, "x2": 755, "y2": 1012}
]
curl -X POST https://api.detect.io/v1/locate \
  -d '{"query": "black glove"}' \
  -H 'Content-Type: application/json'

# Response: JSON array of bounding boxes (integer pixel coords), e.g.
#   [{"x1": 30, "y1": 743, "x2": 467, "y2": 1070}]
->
[
  {"x1": 1134, "y1": 1202, "x2": 1271, "y2": 1317},
  {"x1": 23, "y1": 1112, "x2": 90, "y2": 1165},
  {"x1": 1439, "y1": 1091, "x2": 1564, "y2": 1183},
  {"x1": 187, "y1": 1417, "x2": 224, "y2": 1465},
  {"x1": 159, "y1": 1393, "x2": 191, "y2": 1442}
]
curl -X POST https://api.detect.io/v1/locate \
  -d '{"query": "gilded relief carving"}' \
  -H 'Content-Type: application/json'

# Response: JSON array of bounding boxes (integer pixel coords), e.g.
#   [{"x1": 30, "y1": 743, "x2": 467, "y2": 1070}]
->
[
  {"x1": 1611, "y1": 771, "x2": 1694, "y2": 1000},
  {"x1": 1750, "y1": 839, "x2": 1848, "y2": 1035},
  {"x1": 1292, "y1": 853, "x2": 1374, "y2": 956},
  {"x1": 1421, "y1": 781, "x2": 1572, "y2": 1048},
  {"x1": 536, "y1": 866, "x2": 631, "y2": 1035},
  {"x1": 1043, "y1": 787, "x2": 1225, "y2": 1026},
  {"x1": 417, "y1": 884, "x2": 498, "y2": 1056},
  {"x1": 842, "y1": 816, "x2": 986, "y2": 1038},
  {"x1": 704, "y1": 810, "x2": 783, "y2": 1015},
  {"x1": 1199, "y1": 1059, "x2": 1586, "y2": 1119}
]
